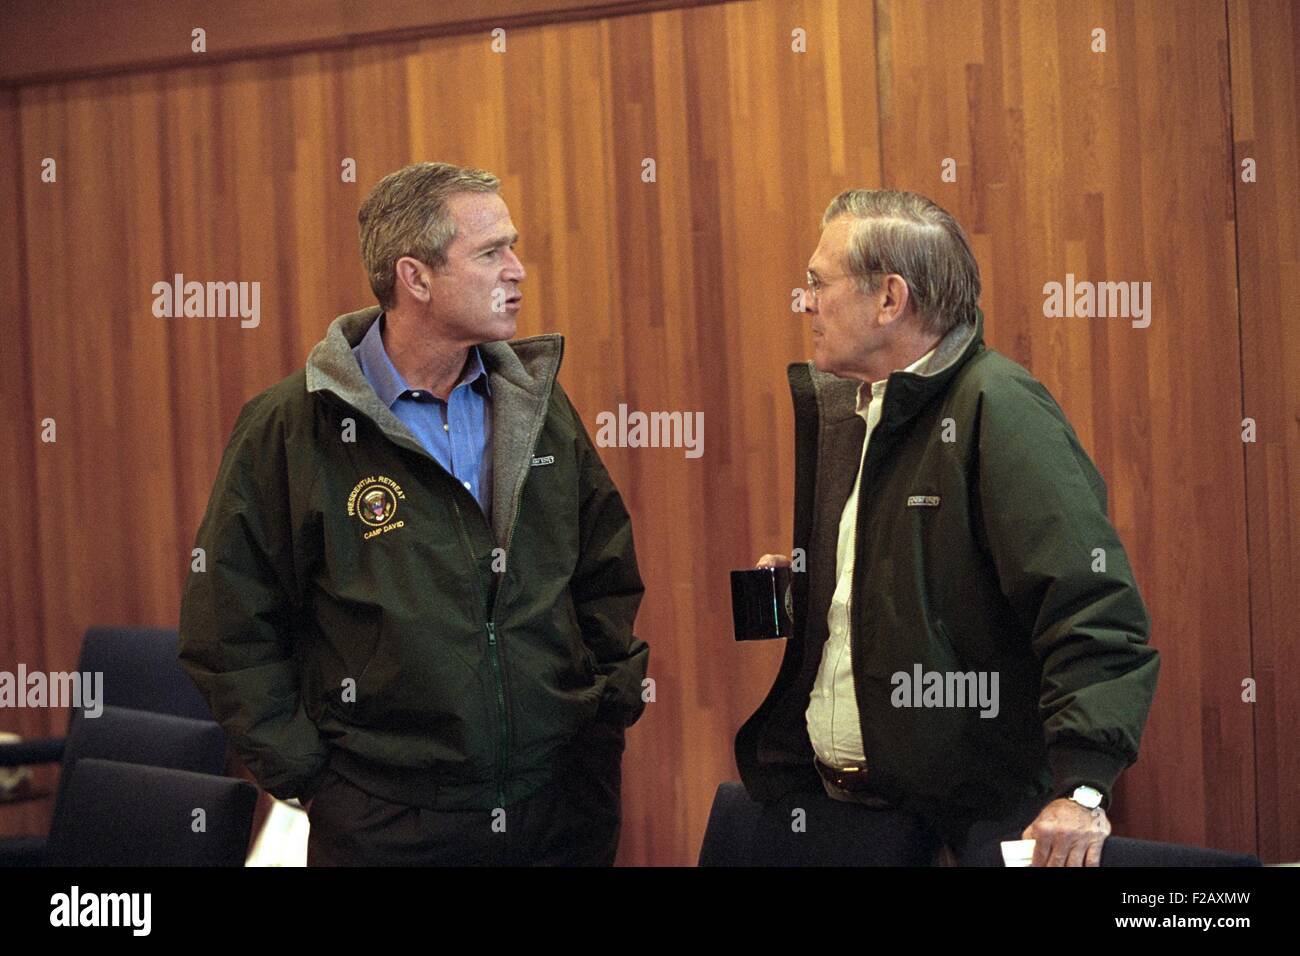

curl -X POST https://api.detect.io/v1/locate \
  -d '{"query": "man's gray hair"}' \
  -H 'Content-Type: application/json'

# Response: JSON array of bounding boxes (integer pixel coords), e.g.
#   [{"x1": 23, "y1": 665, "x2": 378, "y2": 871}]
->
[
  {"x1": 358, "y1": 161, "x2": 501, "y2": 309},
  {"x1": 822, "y1": 189, "x2": 981, "y2": 336}
]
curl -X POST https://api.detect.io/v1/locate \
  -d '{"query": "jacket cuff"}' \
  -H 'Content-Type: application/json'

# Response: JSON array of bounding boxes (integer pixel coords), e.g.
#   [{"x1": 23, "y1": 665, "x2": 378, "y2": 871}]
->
[
  {"x1": 595, "y1": 694, "x2": 639, "y2": 728},
  {"x1": 269, "y1": 756, "x2": 332, "y2": 803},
  {"x1": 1047, "y1": 743, "x2": 1128, "y2": 809}
]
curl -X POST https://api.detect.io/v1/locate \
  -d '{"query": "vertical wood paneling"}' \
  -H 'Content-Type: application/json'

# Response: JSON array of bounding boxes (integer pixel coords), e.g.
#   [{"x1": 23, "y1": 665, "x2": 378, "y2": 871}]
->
[
  {"x1": 0, "y1": 90, "x2": 58, "y2": 836},
  {"x1": 1230, "y1": 0, "x2": 1300, "y2": 864}
]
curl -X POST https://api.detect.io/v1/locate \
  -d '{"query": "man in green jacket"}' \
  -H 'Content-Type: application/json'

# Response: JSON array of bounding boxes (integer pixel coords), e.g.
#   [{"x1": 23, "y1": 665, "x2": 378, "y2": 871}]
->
[
  {"x1": 179, "y1": 162, "x2": 648, "y2": 866},
  {"x1": 739, "y1": 189, "x2": 1159, "y2": 866}
]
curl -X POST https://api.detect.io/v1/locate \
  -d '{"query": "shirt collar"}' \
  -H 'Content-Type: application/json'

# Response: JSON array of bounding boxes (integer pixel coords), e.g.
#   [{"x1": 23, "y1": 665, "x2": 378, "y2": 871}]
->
[
  {"x1": 456, "y1": 345, "x2": 492, "y2": 399},
  {"x1": 856, "y1": 346, "x2": 937, "y2": 417},
  {"x1": 353, "y1": 313, "x2": 492, "y2": 408}
]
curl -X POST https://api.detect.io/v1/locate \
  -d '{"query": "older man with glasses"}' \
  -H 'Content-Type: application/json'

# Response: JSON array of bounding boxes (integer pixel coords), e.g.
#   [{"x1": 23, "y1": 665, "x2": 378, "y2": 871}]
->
[{"x1": 739, "y1": 189, "x2": 1160, "y2": 867}]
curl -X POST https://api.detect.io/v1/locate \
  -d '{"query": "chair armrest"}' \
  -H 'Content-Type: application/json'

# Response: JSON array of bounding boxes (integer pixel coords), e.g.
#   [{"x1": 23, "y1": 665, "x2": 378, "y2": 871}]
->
[{"x1": 0, "y1": 737, "x2": 66, "y2": 767}]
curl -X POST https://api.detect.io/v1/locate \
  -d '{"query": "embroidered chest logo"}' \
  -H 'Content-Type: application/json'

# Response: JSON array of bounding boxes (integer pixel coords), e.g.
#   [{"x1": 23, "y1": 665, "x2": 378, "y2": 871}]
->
[
  {"x1": 348, "y1": 475, "x2": 407, "y2": 540},
  {"x1": 907, "y1": 495, "x2": 941, "y2": 508},
  {"x1": 531, "y1": 455, "x2": 555, "y2": 467}
]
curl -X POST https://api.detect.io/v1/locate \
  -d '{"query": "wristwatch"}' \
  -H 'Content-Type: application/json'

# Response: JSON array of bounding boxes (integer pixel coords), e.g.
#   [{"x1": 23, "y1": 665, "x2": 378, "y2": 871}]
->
[{"x1": 1067, "y1": 785, "x2": 1104, "y2": 810}]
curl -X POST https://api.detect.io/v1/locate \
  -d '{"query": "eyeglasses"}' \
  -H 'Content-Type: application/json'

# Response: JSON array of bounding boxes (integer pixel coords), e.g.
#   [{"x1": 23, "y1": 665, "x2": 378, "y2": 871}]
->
[{"x1": 805, "y1": 270, "x2": 882, "y2": 300}]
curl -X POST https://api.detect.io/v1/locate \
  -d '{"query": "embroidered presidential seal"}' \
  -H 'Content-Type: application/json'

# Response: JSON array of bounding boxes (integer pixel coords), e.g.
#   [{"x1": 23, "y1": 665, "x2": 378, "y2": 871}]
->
[{"x1": 347, "y1": 475, "x2": 407, "y2": 539}]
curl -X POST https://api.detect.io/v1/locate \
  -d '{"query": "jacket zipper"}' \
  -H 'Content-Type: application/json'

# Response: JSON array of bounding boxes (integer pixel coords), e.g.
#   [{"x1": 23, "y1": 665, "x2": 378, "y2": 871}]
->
[
  {"x1": 322, "y1": 390, "x2": 544, "y2": 814},
  {"x1": 442, "y1": 414, "x2": 543, "y2": 813},
  {"x1": 484, "y1": 621, "x2": 507, "y2": 810},
  {"x1": 477, "y1": 451, "x2": 537, "y2": 812},
  {"x1": 453, "y1": 501, "x2": 509, "y2": 813}
]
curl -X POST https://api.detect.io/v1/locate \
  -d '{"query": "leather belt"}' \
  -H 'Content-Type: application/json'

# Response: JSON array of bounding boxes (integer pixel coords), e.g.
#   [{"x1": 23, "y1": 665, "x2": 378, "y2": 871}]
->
[
  {"x1": 815, "y1": 758, "x2": 872, "y2": 790},
  {"x1": 815, "y1": 758, "x2": 894, "y2": 808}
]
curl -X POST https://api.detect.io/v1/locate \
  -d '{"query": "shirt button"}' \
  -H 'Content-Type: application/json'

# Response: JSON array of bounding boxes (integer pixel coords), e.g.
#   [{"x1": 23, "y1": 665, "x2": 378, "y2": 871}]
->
[
  {"x1": 411, "y1": 391, "x2": 422, "y2": 399},
  {"x1": 462, "y1": 481, "x2": 472, "y2": 491},
  {"x1": 443, "y1": 423, "x2": 449, "y2": 432},
  {"x1": 823, "y1": 690, "x2": 831, "y2": 699}
]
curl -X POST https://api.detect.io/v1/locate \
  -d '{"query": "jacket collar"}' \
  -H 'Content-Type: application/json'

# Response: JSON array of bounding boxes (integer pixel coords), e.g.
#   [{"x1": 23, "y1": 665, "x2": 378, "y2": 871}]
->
[
  {"x1": 306, "y1": 305, "x2": 564, "y2": 546},
  {"x1": 352, "y1": 312, "x2": 492, "y2": 409},
  {"x1": 797, "y1": 307, "x2": 985, "y2": 431}
]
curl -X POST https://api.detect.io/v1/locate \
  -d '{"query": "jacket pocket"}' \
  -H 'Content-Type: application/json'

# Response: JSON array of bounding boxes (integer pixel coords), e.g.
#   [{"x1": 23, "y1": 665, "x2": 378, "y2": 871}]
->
[
  {"x1": 551, "y1": 589, "x2": 598, "y2": 686},
  {"x1": 342, "y1": 633, "x2": 385, "y2": 726},
  {"x1": 310, "y1": 598, "x2": 383, "y2": 726}
]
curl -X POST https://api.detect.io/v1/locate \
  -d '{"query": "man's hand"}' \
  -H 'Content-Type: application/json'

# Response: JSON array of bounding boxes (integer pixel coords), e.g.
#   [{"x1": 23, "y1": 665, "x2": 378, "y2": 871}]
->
[
  {"x1": 1021, "y1": 798, "x2": 1110, "y2": 866},
  {"x1": 756, "y1": 554, "x2": 791, "y2": 568}
]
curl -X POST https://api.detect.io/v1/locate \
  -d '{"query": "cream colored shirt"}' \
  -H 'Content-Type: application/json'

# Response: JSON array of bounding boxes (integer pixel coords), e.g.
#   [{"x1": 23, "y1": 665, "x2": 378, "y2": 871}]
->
[{"x1": 806, "y1": 348, "x2": 936, "y2": 769}]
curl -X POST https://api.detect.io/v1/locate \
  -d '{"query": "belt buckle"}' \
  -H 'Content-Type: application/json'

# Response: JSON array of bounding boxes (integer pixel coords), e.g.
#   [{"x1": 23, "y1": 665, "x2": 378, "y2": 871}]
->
[
  {"x1": 817, "y1": 758, "x2": 867, "y2": 787},
  {"x1": 817, "y1": 759, "x2": 892, "y2": 808}
]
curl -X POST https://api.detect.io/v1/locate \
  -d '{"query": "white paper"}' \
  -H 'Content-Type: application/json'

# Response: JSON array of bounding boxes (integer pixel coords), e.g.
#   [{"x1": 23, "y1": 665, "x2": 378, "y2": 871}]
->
[{"x1": 1000, "y1": 838, "x2": 1036, "y2": 867}]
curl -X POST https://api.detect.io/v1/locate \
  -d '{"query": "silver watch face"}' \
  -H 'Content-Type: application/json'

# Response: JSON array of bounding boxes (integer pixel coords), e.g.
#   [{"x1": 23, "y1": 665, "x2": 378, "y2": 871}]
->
[{"x1": 1071, "y1": 786, "x2": 1103, "y2": 809}]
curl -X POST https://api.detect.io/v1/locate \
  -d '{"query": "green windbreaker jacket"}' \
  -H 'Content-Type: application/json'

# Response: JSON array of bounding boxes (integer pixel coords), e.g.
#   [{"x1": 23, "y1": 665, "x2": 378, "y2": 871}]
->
[
  {"x1": 179, "y1": 306, "x2": 648, "y2": 812},
  {"x1": 735, "y1": 310, "x2": 1159, "y2": 843}
]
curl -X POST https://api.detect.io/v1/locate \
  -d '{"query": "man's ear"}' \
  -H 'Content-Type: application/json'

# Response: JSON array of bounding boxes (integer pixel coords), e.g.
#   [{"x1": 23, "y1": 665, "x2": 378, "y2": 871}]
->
[
  {"x1": 877, "y1": 274, "x2": 911, "y2": 326},
  {"x1": 395, "y1": 256, "x2": 431, "y2": 304}
]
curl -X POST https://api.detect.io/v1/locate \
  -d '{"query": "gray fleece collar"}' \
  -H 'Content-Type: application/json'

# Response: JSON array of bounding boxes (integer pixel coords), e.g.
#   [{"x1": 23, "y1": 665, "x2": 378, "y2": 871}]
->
[
  {"x1": 306, "y1": 306, "x2": 562, "y2": 405},
  {"x1": 805, "y1": 310, "x2": 984, "y2": 424},
  {"x1": 305, "y1": 305, "x2": 564, "y2": 546}
]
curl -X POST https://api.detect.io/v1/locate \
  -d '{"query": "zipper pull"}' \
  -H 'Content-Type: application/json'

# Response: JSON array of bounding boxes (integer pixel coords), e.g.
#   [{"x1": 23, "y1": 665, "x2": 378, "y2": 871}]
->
[{"x1": 486, "y1": 621, "x2": 497, "y2": 644}]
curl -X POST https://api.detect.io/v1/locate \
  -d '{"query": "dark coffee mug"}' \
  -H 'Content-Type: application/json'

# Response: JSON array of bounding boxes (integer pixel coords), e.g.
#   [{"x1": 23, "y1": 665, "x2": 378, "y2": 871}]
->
[{"x1": 730, "y1": 566, "x2": 794, "y2": 641}]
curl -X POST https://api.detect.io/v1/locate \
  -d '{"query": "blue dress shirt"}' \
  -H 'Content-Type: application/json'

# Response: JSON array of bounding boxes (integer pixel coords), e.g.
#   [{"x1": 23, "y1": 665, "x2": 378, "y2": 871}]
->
[{"x1": 352, "y1": 314, "x2": 493, "y2": 521}]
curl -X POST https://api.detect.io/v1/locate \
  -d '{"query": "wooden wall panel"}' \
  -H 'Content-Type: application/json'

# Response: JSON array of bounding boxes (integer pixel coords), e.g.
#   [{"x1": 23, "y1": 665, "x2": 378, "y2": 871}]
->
[
  {"x1": 0, "y1": 90, "x2": 60, "y2": 836},
  {"x1": 1, "y1": 0, "x2": 1295, "y2": 864},
  {"x1": 1230, "y1": 0, "x2": 1300, "y2": 864},
  {"x1": 0, "y1": 0, "x2": 730, "y2": 86},
  {"x1": 874, "y1": 0, "x2": 1258, "y2": 854}
]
